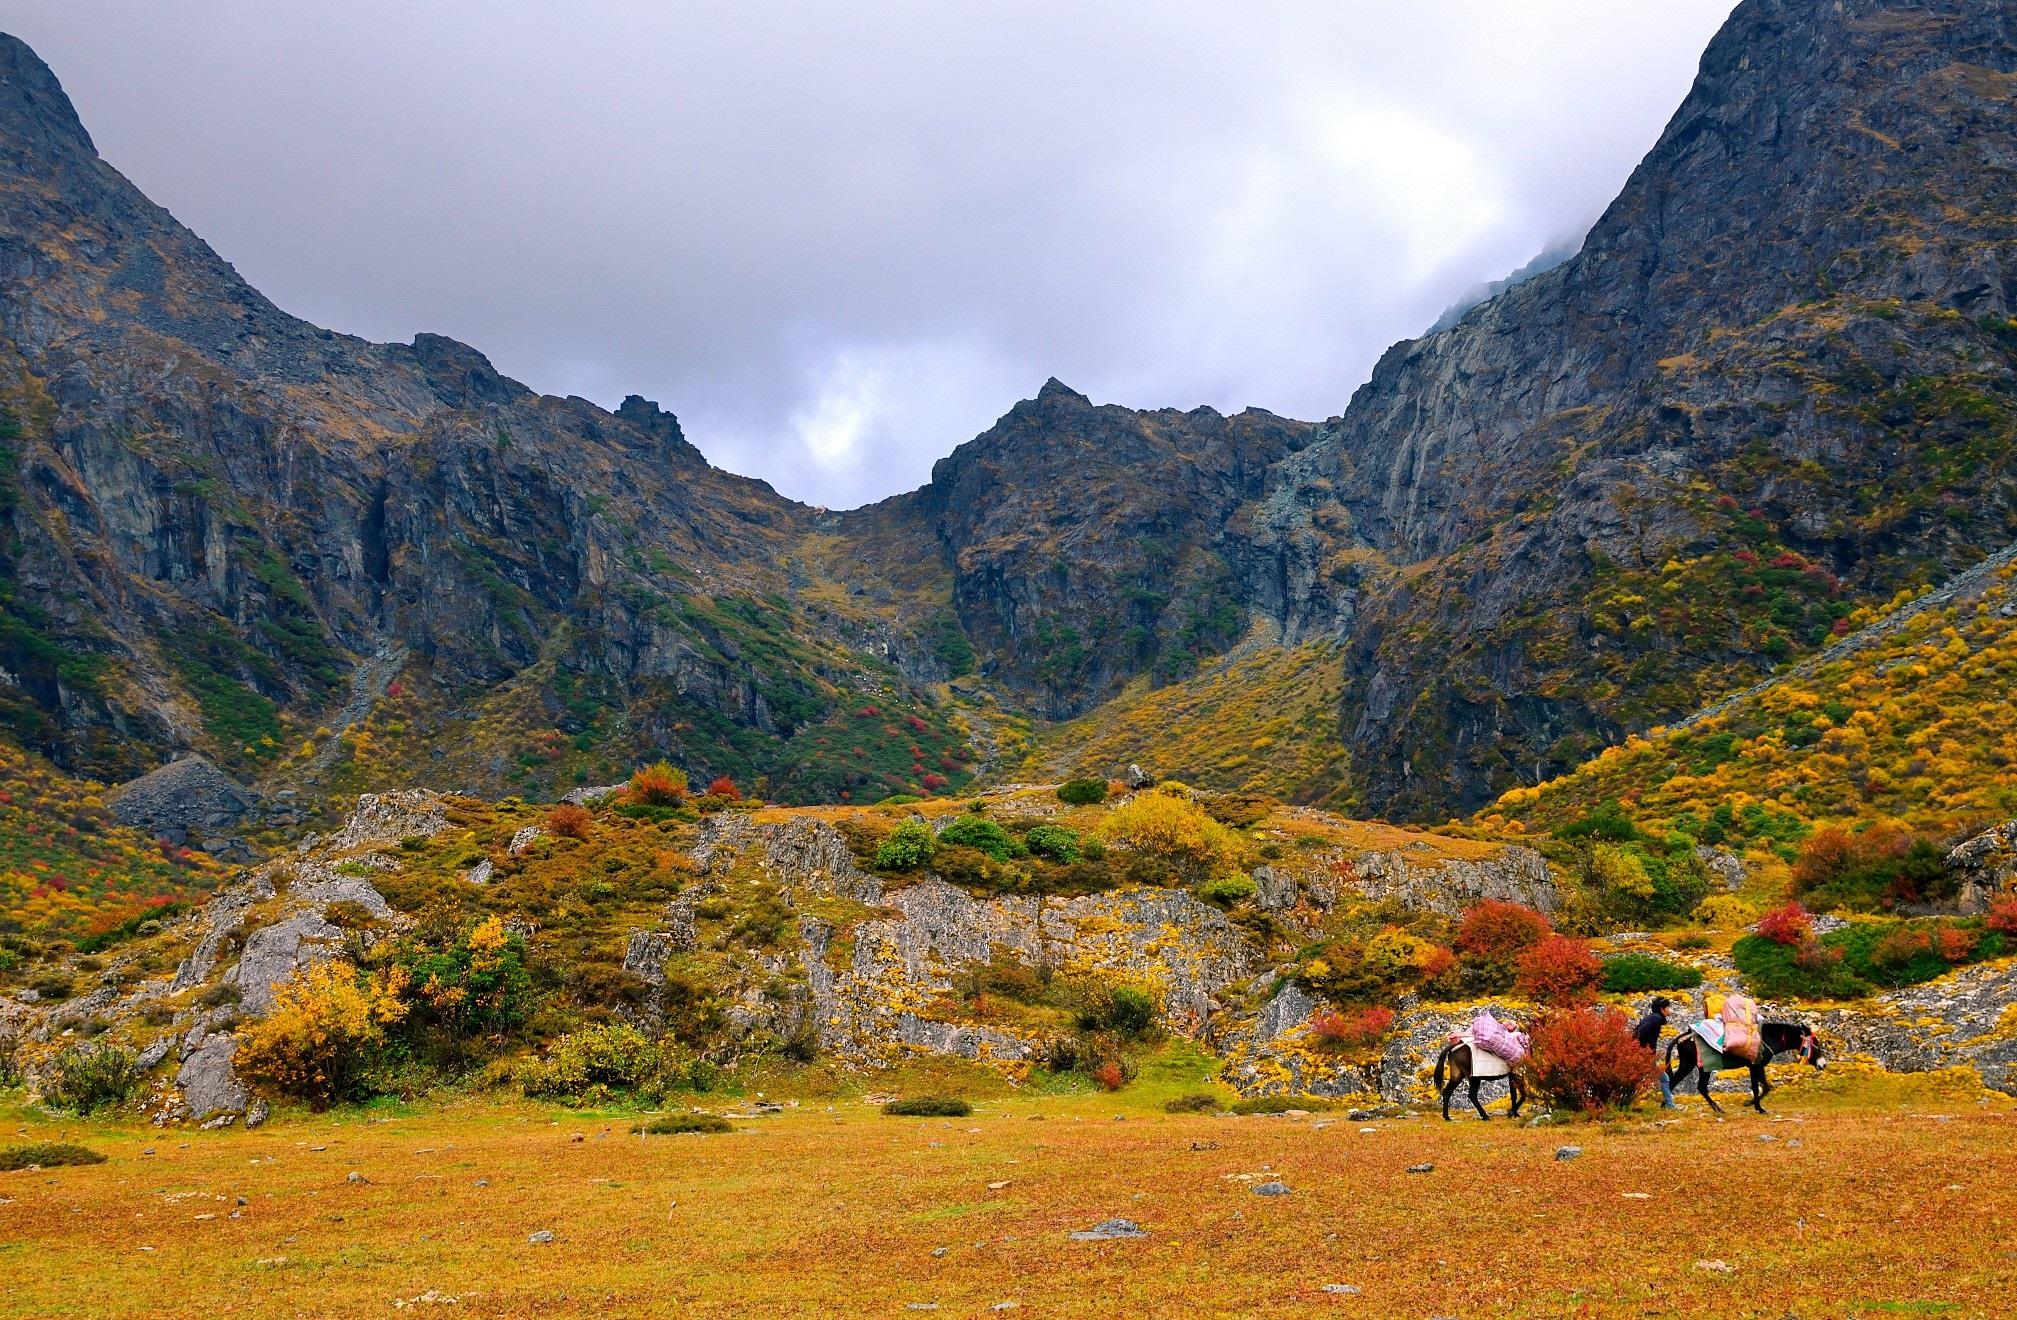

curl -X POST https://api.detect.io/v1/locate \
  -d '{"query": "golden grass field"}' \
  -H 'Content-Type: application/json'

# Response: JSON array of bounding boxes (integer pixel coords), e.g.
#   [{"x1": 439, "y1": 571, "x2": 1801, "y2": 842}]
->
[{"x1": 0, "y1": 1066, "x2": 2011, "y2": 1319}]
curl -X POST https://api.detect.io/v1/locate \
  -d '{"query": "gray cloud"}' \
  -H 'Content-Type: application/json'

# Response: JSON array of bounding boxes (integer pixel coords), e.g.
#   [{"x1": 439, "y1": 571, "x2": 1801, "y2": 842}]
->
[{"x1": 8, "y1": 0, "x2": 1739, "y2": 508}]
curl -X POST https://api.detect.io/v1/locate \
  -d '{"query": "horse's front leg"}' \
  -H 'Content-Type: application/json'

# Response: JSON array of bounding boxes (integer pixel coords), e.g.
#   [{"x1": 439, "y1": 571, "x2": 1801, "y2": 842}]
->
[
  {"x1": 1469, "y1": 1078, "x2": 1491, "y2": 1121},
  {"x1": 1508, "y1": 1075, "x2": 1525, "y2": 1118}
]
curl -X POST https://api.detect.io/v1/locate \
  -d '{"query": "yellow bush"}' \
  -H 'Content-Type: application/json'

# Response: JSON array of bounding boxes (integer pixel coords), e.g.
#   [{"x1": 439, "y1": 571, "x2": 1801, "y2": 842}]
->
[
  {"x1": 1099, "y1": 791, "x2": 1239, "y2": 883},
  {"x1": 1692, "y1": 894, "x2": 1755, "y2": 929},
  {"x1": 235, "y1": 961, "x2": 409, "y2": 1108}
]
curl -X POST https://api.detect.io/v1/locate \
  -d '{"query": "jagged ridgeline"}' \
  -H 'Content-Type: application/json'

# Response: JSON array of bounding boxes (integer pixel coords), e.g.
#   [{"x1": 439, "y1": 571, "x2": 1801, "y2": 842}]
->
[{"x1": 2, "y1": 0, "x2": 2016, "y2": 823}]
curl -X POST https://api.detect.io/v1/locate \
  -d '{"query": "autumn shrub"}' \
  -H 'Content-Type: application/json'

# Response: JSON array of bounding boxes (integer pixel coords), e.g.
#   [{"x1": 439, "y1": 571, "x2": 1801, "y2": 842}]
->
[
  {"x1": 1069, "y1": 982, "x2": 1158, "y2": 1040},
  {"x1": 393, "y1": 915, "x2": 532, "y2": 1041},
  {"x1": 883, "y1": 1095, "x2": 971, "y2": 1117},
  {"x1": 1230, "y1": 1093, "x2": 1336, "y2": 1115},
  {"x1": 520, "y1": 1024, "x2": 661, "y2": 1102},
  {"x1": 705, "y1": 777, "x2": 741, "y2": 801},
  {"x1": 1755, "y1": 902, "x2": 1814, "y2": 946},
  {"x1": 956, "y1": 952, "x2": 1048, "y2": 1005},
  {"x1": 235, "y1": 961, "x2": 410, "y2": 1108},
  {"x1": 1731, "y1": 933, "x2": 1871, "y2": 1000},
  {"x1": 626, "y1": 761, "x2": 689, "y2": 807},
  {"x1": 0, "y1": 1142, "x2": 104, "y2": 1171},
  {"x1": 1454, "y1": 900, "x2": 1551, "y2": 989},
  {"x1": 1599, "y1": 953, "x2": 1704, "y2": 994},
  {"x1": 937, "y1": 815, "x2": 1024, "y2": 862},
  {"x1": 1692, "y1": 894, "x2": 1754, "y2": 929},
  {"x1": 1092, "y1": 1060, "x2": 1125, "y2": 1091},
  {"x1": 1099, "y1": 792, "x2": 1238, "y2": 885},
  {"x1": 1526, "y1": 1007, "x2": 1654, "y2": 1113},
  {"x1": 1986, "y1": 895, "x2": 2017, "y2": 936},
  {"x1": 873, "y1": 821, "x2": 936, "y2": 871},
  {"x1": 1163, "y1": 1092, "x2": 1221, "y2": 1113},
  {"x1": 1298, "y1": 926, "x2": 1452, "y2": 1003},
  {"x1": 1579, "y1": 841, "x2": 1711, "y2": 924},
  {"x1": 1792, "y1": 823, "x2": 1948, "y2": 910},
  {"x1": 1514, "y1": 935, "x2": 1603, "y2": 1005},
  {"x1": 1308, "y1": 1005, "x2": 1394, "y2": 1051},
  {"x1": 543, "y1": 803, "x2": 592, "y2": 839},
  {"x1": 41, "y1": 1043, "x2": 141, "y2": 1114},
  {"x1": 1057, "y1": 778, "x2": 1109, "y2": 806}
]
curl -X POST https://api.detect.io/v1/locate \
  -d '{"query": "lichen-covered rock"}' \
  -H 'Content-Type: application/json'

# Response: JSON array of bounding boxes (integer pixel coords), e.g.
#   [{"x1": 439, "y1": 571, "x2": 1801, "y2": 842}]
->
[
  {"x1": 694, "y1": 813, "x2": 883, "y2": 902},
  {"x1": 325, "y1": 791, "x2": 448, "y2": 852},
  {"x1": 1695, "y1": 847, "x2": 1748, "y2": 893},
  {"x1": 1944, "y1": 821, "x2": 2017, "y2": 914},
  {"x1": 1347, "y1": 845, "x2": 1559, "y2": 916},
  {"x1": 1803, "y1": 961, "x2": 2017, "y2": 1096},
  {"x1": 176, "y1": 1033, "x2": 248, "y2": 1119}
]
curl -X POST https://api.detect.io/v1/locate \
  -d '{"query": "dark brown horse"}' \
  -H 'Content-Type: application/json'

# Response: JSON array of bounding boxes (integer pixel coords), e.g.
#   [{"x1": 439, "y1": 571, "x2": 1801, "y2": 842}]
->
[
  {"x1": 1665, "y1": 1021, "x2": 1824, "y2": 1115},
  {"x1": 1432, "y1": 1040, "x2": 1529, "y2": 1121}
]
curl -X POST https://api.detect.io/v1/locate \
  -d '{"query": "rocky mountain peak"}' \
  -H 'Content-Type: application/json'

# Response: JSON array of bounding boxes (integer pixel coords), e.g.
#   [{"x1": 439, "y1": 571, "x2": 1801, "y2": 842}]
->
[{"x1": 0, "y1": 32, "x2": 94, "y2": 164}]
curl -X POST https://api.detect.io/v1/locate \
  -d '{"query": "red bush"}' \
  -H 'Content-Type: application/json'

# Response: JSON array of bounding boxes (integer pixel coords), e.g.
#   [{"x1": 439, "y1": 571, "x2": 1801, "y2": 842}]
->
[
  {"x1": 1092, "y1": 1060, "x2": 1125, "y2": 1091},
  {"x1": 1308, "y1": 1005, "x2": 1395, "y2": 1051},
  {"x1": 705, "y1": 777, "x2": 741, "y2": 801},
  {"x1": 1527, "y1": 1007, "x2": 1655, "y2": 1113},
  {"x1": 906, "y1": 715, "x2": 928, "y2": 734},
  {"x1": 1756, "y1": 901, "x2": 1815, "y2": 947},
  {"x1": 1514, "y1": 935, "x2": 1602, "y2": 1005},
  {"x1": 1933, "y1": 924, "x2": 1978, "y2": 963},
  {"x1": 1986, "y1": 895, "x2": 2017, "y2": 937},
  {"x1": 921, "y1": 773, "x2": 949, "y2": 792},
  {"x1": 1455, "y1": 899, "x2": 1552, "y2": 963},
  {"x1": 626, "y1": 761, "x2": 688, "y2": 807},
  {"x1": 1871, "y1": 926, "x2": 1931, "y2": 969},
  {"x1": 544, "y1": 803, "x2": 592, "y2": 839}
]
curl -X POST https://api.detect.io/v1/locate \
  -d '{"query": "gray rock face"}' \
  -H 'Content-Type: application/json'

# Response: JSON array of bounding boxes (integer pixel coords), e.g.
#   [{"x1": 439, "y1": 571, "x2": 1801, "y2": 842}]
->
[
  {"x1": 1694, "y1": 847, "x2": 1749, "y2": 893},
  {"x1": 1807, "y1": 961, "x2": 2017, "y2": 1096},
  {"x1": 327, "y1": 792, "x2": 449, "y2": 851},
  {"x1": 106, "y1": 756, "x2": 257, "y2": 847},
  {"x1": 1348, "y1": 845, "x2": 1559, "y2": 916},
  {"x1": 1944, "y1": 821, "x2": 2017, "y2": 914},
  {"x1": 694, "y1": 813, "x2": 884, "y2": 902},
  {"x1": 176, "y1": 1034, "x2": 248, "y2": 1119}
]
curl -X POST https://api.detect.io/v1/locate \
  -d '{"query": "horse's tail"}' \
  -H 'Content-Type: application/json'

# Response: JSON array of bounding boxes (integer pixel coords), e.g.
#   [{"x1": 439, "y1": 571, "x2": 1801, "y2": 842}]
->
[{"x1": 1433, "y1": 1043, "x2": 1451, "y2": 1091}]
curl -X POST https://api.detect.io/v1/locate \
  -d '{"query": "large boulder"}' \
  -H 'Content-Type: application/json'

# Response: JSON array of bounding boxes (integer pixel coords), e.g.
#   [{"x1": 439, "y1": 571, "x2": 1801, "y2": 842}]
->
[
  {"x1": 1944, "y1": 821, "x2": 2017, "y2": 914},
  {"x1": 107, "y1": 756, "x2": 257, "y2": 848},
  {"x1": 176, "y1": 1033, "x2": 249, "y2": 1120}
]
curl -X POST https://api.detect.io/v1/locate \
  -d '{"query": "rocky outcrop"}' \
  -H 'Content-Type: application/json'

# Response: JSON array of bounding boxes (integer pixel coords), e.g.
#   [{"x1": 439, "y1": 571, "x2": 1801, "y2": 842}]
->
[
  {"x1": 692, "y1": 812, "x2": 884, "y2": 902},
  {"x1": 323, "y1": 791, "x2": 450, "y2": 852},
  {"x1": 176, "y1": 1033, "x2": 249, "y2": 1121},
  {"x1": 1344, "y1": 844, "x2": 1559, "y2": 916},
  {"x1": 1807, "y1": 960, "x2": 2017, "y2": 1096},
  {"x1": 1944, "y1": 821, "x2": 2017, "y2": 914},
  {"x1": 106, "y1": 756, "x2": 258, "y2": 848}
]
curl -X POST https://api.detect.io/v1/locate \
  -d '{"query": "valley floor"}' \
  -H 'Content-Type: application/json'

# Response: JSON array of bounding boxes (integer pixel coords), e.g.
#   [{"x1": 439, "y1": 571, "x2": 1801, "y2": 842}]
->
[{"x1": 0, "y1": 1068, "x2": 2010, "y2": 1318}]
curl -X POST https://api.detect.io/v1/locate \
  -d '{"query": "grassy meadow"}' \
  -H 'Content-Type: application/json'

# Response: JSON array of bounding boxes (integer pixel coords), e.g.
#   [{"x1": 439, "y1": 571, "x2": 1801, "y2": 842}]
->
[{"x1": 0, "y1": 1062, "x2": 2010, "y2": 1318}]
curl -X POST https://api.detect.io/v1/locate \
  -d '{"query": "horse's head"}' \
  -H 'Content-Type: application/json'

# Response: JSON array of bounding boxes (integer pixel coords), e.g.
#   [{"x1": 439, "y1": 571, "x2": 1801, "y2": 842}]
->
[{"x1": 1767, "y1": 1022, "x2": 1825, "y2": 1069}]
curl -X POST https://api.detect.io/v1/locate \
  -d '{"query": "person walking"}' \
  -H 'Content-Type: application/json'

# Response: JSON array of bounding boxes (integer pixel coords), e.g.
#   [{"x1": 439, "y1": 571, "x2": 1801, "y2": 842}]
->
[{"x1": 1633, "y1": 995, "x2": 1677, "y2": 1109}]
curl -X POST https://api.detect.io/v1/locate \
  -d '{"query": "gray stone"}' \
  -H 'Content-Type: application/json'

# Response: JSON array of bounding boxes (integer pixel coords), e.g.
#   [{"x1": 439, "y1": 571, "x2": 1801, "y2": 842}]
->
[
  {"x1": 1070, "y1": 1218, "x2": 1147, "y2": 1241},
  {"x1": 326, "y1": 791, "x2": 448, "y2": 851},
  {"x1": 1555, "y1": 1146, "x2": 1582, "y2": 1161},
  {"x1": 1320, "y1": 1284, "x2": 1361, "y2": 1296},
  {"x1": 1252, "y1": 1180, "x2": 1291, "y2": 1196},
  {"x1": 245, "y1": 1098, "x2": 269, "y2": 1129},
  {"x1": 527, "y1": 1230, "x2": 554, "y2": 1244},
  {"x1": 176, "y1": 1033, "x2": 248, "y2": 1119},
  {"x1": 107, "y1": 756, "x2": 258, "y2": 847},
  {"x1": 1406, "y1": 1162, "x2": 1434, "y2": 1174}
]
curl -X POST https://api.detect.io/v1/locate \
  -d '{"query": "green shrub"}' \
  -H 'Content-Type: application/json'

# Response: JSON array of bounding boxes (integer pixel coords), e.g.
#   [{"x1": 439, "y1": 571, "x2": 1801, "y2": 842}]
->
[
  {"x1": 42, "y1": 1044, "x2": 141, "y2": 1114},
  {"x1": 1070, "y1": 983, "x2": 1158, "y2": 1040},
  {"x1": 521, "y1": 1024, "x2": 662, "y2": 1101},
  {"x1": 632, "y1": 1113, "x2": 732, "y2": 1135},
  {"x1": 1162, "y1": 1092, "x2": 1221, "y2": 1113},
  {"x1": 1230, "y1": 1093, "x2": 1336, "y2": 1115},
  {"x1": 1023, "y1": 824, "x2": 1082, "y2": 863},
  {"x1": 1730, "y1": 933, "x2": 1871, "y2": 1000},
  {"x1": 877, "y1": 794, "x2": 924, "y2": 806},
  {"x1": 1198, "y1": 873, "x2": 1256, "y2": 907},
  {"x1": 937, "y1": 815, "x2": 1024, "y2": 861},
  {"x1": 1057, "y1": 778, "x2": 1108, "y2": 806},
  {"x1": 0, "y1": 1142, "x2": 105, "y2": 1171},
  {"x1": 882, "y1": 1095, "x2": 971, "y2": 1117},
  {"x1": 1600, "y1": 953, "x2": 1704, "y2": 994},
  {"x1": 874, "y1": 821, "x2": 937, "y2": 871}
]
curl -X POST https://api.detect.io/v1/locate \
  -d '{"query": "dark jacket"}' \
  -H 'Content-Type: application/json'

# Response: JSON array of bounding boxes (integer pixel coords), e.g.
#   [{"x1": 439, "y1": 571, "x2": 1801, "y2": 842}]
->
[{"x1": 1632, "y1": 997, "x2": 1673, "y2": 1049}]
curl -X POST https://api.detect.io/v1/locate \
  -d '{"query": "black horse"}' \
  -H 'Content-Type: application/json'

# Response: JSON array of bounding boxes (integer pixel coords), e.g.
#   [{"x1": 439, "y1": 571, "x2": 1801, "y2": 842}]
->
[
  {"x1": 1432, "y1": 1040, "x2": 1530, "y2": 1121},
  {"x1": 1665, "y1": 1021, "x2": 1825, "y2": 1115}
]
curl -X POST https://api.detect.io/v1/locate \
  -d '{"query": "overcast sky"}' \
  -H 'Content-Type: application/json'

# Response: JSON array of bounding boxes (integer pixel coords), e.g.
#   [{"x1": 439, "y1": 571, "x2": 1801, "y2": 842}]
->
[{"x1": 10, "y1": 1, "x2": 1739, "y2": 508}]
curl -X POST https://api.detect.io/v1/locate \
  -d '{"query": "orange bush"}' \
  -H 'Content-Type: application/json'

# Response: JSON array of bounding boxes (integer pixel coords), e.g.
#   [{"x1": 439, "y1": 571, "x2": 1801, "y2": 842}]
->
[
  {"x1": 626, "y1": 761, "x2": 688, "y2": 806},
  {"x1": 544, "y1": 803, "x2": 592, "y2": 839},
  {"x1": 1513, "y1": 934, "x2": 1602, "y2": 1005},
  {"x1": 1455, "y1": 899, "x2": 1551, "y2": 963},
  {"x1": 705, "y1": 777, "x2": 741, "y2": 801},
  {"x1": 1756, "y1": 901, "x2": 1814, "y2": 947},
  {"x1": 1308, "y1": 1005, "x2": 1395, "y2": 1051},
  {"x1": 1092, "y1": 1060, "x2": 1125, "y2": 1091},
  {"x1": 1986, "y1": 895, "x2": 2017, "y2": 936},
  {"x1": 1527, "y1": 1006, "x2": 1653, "y2": 1113}
]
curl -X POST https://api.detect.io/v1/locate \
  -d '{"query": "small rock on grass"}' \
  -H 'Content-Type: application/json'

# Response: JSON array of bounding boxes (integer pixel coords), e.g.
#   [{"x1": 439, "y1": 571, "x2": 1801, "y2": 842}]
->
[
  {"x1": 1693, "y1": 1258, "x2": 1734, "y2": 1274},
  {"x1": 528, "y1": 1230, "x2": 554, "y2": 1244},
  {"x1": 1406, "y1": 1162, "x2": 1434, "y2": 1174},
  {"x1": 1252, "y1": 1181, "x2": 1291, "y2": 1196},
  {"x1": 1070, "y1": 1218, "x2": 1147, "y2": 1241},
  {"x1": 1555, "y1": 1146, "x2": 1582, "y2": 1161},
  {"x1": 1321, "y1": 1283, "x2": 1361, "y2": 1295}
]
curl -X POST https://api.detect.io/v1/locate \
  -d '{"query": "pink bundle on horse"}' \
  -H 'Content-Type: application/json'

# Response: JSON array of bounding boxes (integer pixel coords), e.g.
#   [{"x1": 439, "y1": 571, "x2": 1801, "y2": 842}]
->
[{"x1": 1469, "y1": 1012, "x2": 1529, "y2": 1065}]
